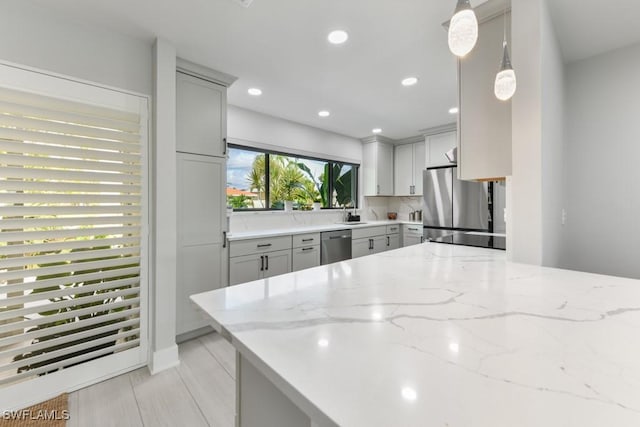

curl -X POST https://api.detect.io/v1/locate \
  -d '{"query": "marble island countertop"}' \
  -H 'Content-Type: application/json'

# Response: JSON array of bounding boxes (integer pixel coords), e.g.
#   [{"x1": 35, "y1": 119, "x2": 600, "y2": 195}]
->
[
  {"x1": 227, "y1": 219, "x2": 422, "y2": 241},
  {"x1": 191, "y1": 243, "x2": 640, "y2": 426}
]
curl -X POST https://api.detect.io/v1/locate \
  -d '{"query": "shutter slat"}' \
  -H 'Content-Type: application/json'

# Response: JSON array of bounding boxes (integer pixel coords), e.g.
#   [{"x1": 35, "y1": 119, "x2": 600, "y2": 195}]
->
[
  {"x1": 0, "y1": 286, "x2": 140, "y2": 322},
  {"x1": 0, "y1": 237, "x2": 139, "y2": 257},
  {"x1": 0, "y1": 225, "x2": 139, "y2": 243},
  {"x1": 1, "y1": 268, "x2": 140, "y2": 295},
  {"x1": 0, "y1": 115, "x2": 140, "y2": 144},
  {"x1": 0, "y1": 165, "x2": 141, "y2": 184},
  {"x1": 0, "y1": 86, "x2": 139, "y2": 123},
  {"x1": 0, "y1": 307, "x2": 139, "y2": 348},
  {"x1": 0, "y1": 140, "x2": 140, "y2": 163},
  {"x1": 0, "y1": 193, "x2": 141, "y2": 205},
  {"x1": 0, "y1": 299, "x2": 140, "y2": 339},
  {"x1": 0, "y1": 246, "x2": 140, "y2": 269},
  {"x1": 0, "y1": 100, "x2": 141, "y2": 133},
  {"x1": 0, "y1": 205, "x2": 140, "y2": 217},
  {"x1": 0, "y1": 180, "x2": 140, "y2": 194},
  {"x1": 0, "y1": 215, "x2": 141, "y2": 229},
  {"x1": 0, "y1": 319, "x2": 139, "y2": 361},
  {"x1": 0, "y1": 329, "x2": 140, "y2": 374},
  {"x1": 0, "y1": 255, "x2": 140, "y2": 282},
  {"x1": 0, "y1": 319, "x2": 140, "y2": 361},
  {"x1": 0, "y1": 153, "x2": 141, "y2": 173},
  {"x1": 0, "y1": 127, "x2": 140, "y2": 153},
  {"x1": 0, "y1": 340, "x2": 141, "y2": 386}
]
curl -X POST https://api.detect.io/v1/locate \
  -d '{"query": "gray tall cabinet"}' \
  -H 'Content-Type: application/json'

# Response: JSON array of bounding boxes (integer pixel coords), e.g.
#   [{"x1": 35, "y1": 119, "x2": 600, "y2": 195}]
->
[{"x1": 175, "y1": 64, "x2": 235, "y2": 338}]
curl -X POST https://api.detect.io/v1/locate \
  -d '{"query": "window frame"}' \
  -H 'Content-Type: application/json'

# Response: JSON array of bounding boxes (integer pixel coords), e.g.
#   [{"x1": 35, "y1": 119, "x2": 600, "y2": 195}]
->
[{"x1": 227, "y1": 143, "x2": 359, "y2": 211}]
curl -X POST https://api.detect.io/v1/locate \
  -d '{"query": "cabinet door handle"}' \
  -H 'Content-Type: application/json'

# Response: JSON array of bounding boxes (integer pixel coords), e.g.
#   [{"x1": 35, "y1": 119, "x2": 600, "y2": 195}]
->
[
  {"x1": 257, "y1": 243, "x2": 272, "y2": 248},
  {"x1": 223, "y1": 137, "x2": 227, "y2": 155},
  {"x1": 420, "y1": 236, "x2": 424, "y2": 243},
  {"x1": 377, "y1": 185, "x2": 380, "y2": 195},
  {"x1": 302, "y1": 238, "x2": 314, "y2": 242},
  {"x1": 265, "y1": 255, "x2": 269, "y2": 270},
  {"x1": 387, "y1": 236, "x2": 390, "y2": 246},
  {"x1": 260, "y1": 255, "x2": 264, "y2": 271},
  {"x1": 301, "y1": 247, "x2": 314, "y2": 252},
  {"x1": 223, "y1": 231, "x2": 227, "y2": 248}
]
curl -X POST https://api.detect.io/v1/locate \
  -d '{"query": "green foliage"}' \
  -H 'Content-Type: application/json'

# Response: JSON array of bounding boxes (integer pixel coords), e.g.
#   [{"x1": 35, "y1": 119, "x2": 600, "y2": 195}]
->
[{"x1": 227, "y1": 194, "x2": 251, "y2": 209}]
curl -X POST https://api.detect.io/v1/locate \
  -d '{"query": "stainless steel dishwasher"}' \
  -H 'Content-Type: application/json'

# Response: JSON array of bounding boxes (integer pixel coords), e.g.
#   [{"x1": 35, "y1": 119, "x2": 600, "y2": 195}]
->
[{"x1": 320, "y1": 230, "x2": 352, "y2": 265}]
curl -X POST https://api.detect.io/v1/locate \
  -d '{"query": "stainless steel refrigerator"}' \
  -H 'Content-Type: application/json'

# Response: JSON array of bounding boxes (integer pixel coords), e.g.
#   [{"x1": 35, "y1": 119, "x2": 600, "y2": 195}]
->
[{"x1": 422, "y1": 166, "x2": 493, "y2": 240}]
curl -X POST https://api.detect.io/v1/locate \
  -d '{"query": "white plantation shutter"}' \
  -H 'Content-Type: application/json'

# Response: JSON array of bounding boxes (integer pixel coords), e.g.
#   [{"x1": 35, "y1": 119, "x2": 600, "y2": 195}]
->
[{"x1": 0, "y1": 73, "x2": 147, "y2": 389}]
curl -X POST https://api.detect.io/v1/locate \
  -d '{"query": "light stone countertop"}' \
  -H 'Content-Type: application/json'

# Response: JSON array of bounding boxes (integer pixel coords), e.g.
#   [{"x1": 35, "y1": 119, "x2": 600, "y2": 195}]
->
[
  {"x1": 192, "y1": 243, "x2": 640, "y2": 426},
  {"x1": 227, "y1": 220, "x2": 423, "y2": 241}
]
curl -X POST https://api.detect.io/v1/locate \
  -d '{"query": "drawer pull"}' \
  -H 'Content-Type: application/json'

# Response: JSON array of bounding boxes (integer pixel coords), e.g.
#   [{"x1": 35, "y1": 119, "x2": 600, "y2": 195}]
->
[
  {"x1": 257, "y1": 243, "x2": 272, "y2": 248},
  {"x1": 302, "y1": 238, "x2": 314, "y2": 242},
  {"x1": 301, "y1": 247, "x2": 314, "y2": 252}
]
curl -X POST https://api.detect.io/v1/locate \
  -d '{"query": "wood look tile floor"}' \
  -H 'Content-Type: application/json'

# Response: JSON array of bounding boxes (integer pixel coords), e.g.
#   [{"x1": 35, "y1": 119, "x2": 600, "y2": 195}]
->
[{"x1": 67, "y1": 333, "x2": 236, "y2": 427}]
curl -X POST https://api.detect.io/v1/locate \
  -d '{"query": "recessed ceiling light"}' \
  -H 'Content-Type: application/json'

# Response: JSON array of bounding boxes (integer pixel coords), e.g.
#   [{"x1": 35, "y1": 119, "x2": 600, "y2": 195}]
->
[
  {"x1": 318, "y1": 110, "x2": 330, "y2": 117},
  {"x1": 449, "y1": 107, "x2": 459, "y2": 114},
  {"x1": 317, "y1": 338, "x2": 329, "y2": 347},
  {"x1": 248, "y1": 88, "x2": 262, "y2": 96},
  {"x1": 401, "y1": 387, "x2": 418, "y2": 401},
  {"x1": 327, "y1": 30, "x2": 349, "y2": 45},
  {"x1": 372, "y1": 128, "x2": 382, "y2": 134},
  {"x1": 401, "y1": 77, "x2": 419, "y2": 87}
]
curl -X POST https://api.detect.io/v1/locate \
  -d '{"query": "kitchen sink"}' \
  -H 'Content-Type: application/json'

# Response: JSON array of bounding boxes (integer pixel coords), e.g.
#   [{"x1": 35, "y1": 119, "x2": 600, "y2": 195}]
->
[{"x1": 338, "y1": 221, "x2": 368, "y2": 225}]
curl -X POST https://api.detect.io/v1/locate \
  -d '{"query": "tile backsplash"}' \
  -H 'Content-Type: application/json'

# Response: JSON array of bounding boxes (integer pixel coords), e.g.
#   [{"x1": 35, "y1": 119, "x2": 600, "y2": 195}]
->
[
  {"x1": 229, "y1": 209, "x2": 356, "y2": 233},
  {"x1": 363, "y1": 196, "x2": 423, "y2": 222}
]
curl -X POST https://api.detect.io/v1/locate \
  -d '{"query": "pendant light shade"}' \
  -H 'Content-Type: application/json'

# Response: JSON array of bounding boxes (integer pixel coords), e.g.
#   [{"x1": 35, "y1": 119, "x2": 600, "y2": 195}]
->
[
  {"x1": 494, "y1": 41, "x2": 517, "y2": 101},
  {"x1": 448, "y1": 0, "x2": 479, "y2": 57}
]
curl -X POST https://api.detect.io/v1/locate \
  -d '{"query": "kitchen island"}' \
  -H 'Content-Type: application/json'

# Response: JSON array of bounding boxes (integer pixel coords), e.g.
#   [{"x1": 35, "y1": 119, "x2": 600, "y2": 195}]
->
[{"x1": 191, "y1": 243, "x2": 640, "y2": 427}]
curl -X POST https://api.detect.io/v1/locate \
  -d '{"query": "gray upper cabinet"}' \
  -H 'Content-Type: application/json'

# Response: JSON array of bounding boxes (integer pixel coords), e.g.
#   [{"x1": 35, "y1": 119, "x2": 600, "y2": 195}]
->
[
  {"x1": 363, "y1": 138, "x2": 394, "y2": 196},
  {"x1": 176, "y1": 71, "x2": 227, "y2": 157},
  {"x1": 394, "y1": 141, "x2": 425, "y2": 196},
  {"x1": 458, "y1": 12, "x2": 512, "y2": 180}
]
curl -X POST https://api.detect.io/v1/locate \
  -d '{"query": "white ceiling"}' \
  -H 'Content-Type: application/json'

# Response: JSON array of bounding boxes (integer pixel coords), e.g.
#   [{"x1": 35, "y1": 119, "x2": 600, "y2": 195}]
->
[{"x1": 22, "y1": 0, "x2": 640, "y2": 140}]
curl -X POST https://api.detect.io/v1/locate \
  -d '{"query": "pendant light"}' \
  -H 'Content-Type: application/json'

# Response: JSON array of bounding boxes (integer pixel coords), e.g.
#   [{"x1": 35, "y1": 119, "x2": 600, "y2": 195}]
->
[
  {"x1": 448, "y1": 0, "x2": 479, "y2": 57},
  {"x1": 494, "y1": 10, "x2": 516, "y2": 101}
]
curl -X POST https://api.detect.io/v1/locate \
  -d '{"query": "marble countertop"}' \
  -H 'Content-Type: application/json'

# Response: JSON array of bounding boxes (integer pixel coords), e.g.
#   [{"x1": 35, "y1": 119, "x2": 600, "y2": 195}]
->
[
  {"x1": 191, "y1": 243, "x2": 640, "y2": 426},
  {"x1": 228, "y1": 220, "x2": 422, "y2": 241}
]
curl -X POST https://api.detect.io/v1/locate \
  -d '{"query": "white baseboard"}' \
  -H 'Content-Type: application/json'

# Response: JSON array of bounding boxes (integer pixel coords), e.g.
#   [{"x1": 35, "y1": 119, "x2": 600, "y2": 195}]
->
[{"x1": 149, "y1": 345, "x2": 180, "y2": 374}]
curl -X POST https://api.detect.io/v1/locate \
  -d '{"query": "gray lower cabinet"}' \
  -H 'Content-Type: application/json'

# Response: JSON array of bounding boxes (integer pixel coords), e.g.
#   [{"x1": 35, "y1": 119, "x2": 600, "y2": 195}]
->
[
  {"x1": 352, "y1": 225, "x2": 400, "y2": 258},
  {"x1": 229, "y1": 236, "x2": 293, "y2": 285},
  {"x1": 385, "y1": 234, "x2": 400, "y2": 251},
  {"x1": 292, "y1": 246, "x2": 320, "y2": 272},
  {"x1": 402, "y1": 224, "x2": 424, "y2": 247},
  {"x1": 352, "y1": 237, "x2": 374, "y2": 259},
  {"x1": 229, "y1": 249, "x2": 292, "y2": 284}
]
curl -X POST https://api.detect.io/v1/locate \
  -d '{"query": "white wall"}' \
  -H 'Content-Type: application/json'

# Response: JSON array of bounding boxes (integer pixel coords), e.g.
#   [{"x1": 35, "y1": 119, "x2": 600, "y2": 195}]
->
[
  {"x1": 228, "y1": 105, "x2": 362, "y2": 164},
  {"x1": 510, "y1": 0, "x2": 565, "y2": 267},
  {"x1": 510, "y1": 0, "x2": 544, "y2": 265},
  {"x1": 540, "y1": 0, "x2": 566, "y2": 267},
  {"x1": 0, "y1": 1, "x2": 152, "y2": 95},
  {"x1": 562, "y1": 43, "x2": 640, "y2": 279}
]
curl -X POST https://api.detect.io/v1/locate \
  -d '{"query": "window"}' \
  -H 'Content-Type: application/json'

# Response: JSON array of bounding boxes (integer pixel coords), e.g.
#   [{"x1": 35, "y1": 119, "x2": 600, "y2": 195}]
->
[
  {"x1": 0, "y1": 67, "x2": 147, "y2": 391},
  {"x1": 227, "y1": 145, "x2": 358, "y2": 210}
]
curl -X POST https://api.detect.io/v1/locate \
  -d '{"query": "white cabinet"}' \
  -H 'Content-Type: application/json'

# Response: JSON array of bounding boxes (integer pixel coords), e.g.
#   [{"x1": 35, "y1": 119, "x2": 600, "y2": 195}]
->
[
  {"x1": 229, "y1": 237, "x2": 293, "y2": 285},
  {"x1": 426, "y1": 131, "x2": 457, "y2": 168},
  {"x1": 394, "y1": 141, "x2": 425, "y2": 196},
  {"x1": 176, "y1": 72, "x2": 227, "y2": 157},
  {"x1": 292, "y1": 233, "x2": 320, "y2": 272},
  {"x1": 458, "y1": 13, "x2": 512, "y2": 180},
  {"x1": 176, "y1": 153, "x2": 227, "y2": 335},
  {"x1": 402, "y1": 224, "x2": 424, "y2": 247},
  {"x1": 363, "y1": 138, "x2": 394, "y2": 196}
]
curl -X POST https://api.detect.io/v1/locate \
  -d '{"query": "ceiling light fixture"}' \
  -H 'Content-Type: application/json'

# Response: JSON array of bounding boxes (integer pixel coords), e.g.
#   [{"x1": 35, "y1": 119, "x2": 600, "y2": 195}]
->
[
  {"x1": 318, "y1": 110, "x2": 330, "y2": 117},
  {"x1": 401, "y1": 77, "x2": 418, "y2": 87},
  {"x1": 494, "y1": 9, "x2": 517, "y2": 101},
  {"x1": 448, "y1": 0, "x2": 478, "y2": 57},
  {"x1": 328, "y1": 30, "x2": 349, "y2": 45},
  {"x1": 449, "y1": 107, "x2": 459, "y2": 114},
  {"x1": 372, "y1": 128, "x2": 382, "y2": 134},
  {"x1": 247, "y1": 88, "x2": 262, "y2": 96}
]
